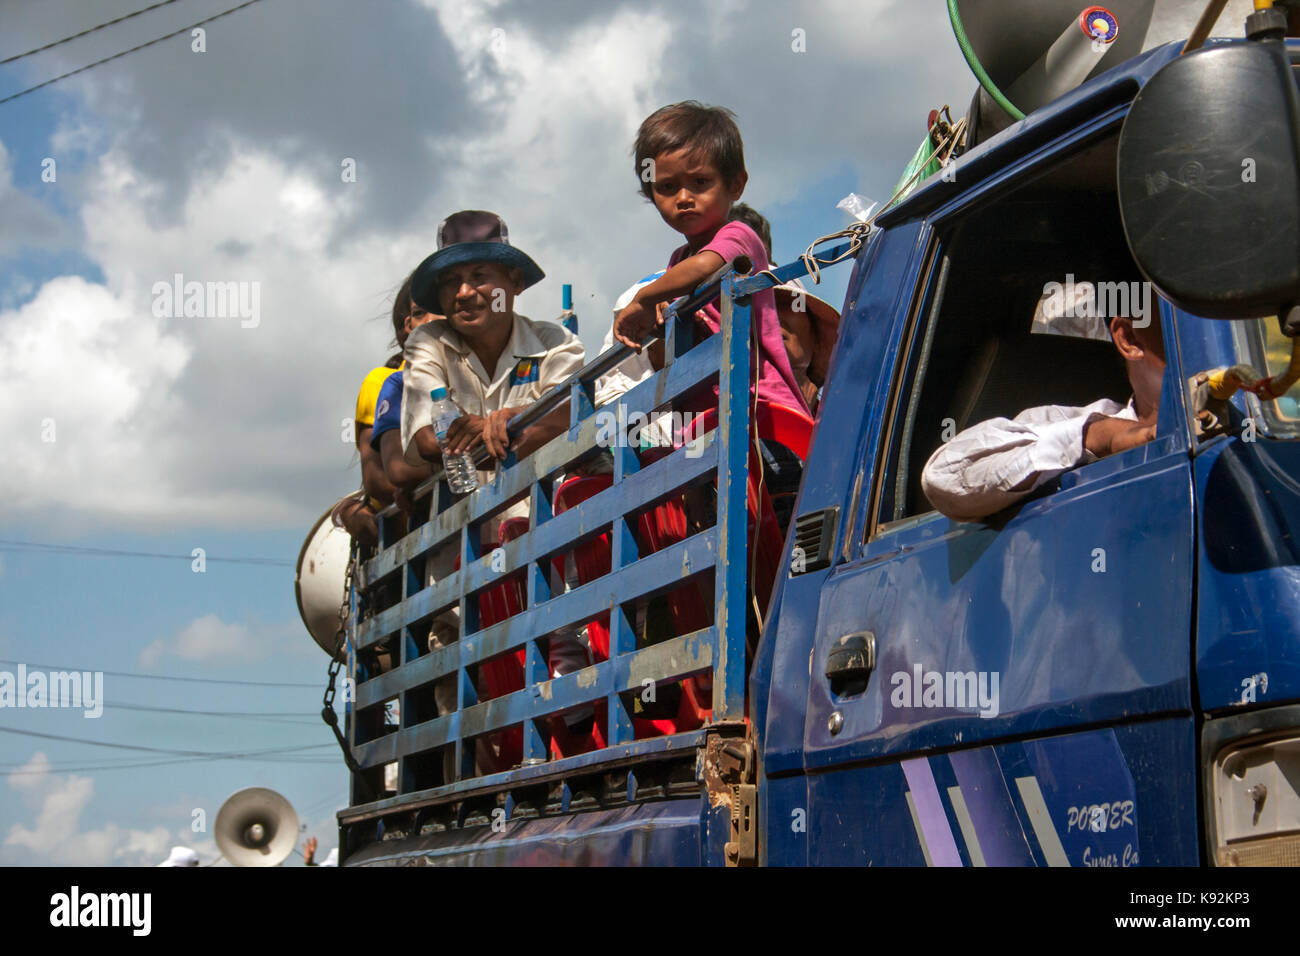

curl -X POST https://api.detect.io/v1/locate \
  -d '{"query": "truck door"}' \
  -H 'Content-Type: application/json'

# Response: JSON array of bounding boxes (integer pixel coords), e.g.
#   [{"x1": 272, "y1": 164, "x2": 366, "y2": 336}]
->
[{"x1": 799, "y1": 137, "x2": 1200, "y2": 866}]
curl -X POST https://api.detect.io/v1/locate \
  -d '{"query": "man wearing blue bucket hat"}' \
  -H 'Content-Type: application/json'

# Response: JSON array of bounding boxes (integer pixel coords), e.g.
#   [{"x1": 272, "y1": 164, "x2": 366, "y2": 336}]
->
[
  {"x1": 400, "y1": 210, "x2": 585, "y2": 471},
  {"x1": 399, "y1": 212, "x2": 592, "y2": 751}
]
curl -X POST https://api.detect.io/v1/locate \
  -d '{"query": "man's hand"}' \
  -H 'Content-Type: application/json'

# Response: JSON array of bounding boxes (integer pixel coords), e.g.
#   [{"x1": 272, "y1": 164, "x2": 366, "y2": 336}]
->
[
  {"x1": 335, "y1": 497, "x2": 378, "y2": 549},
  {"x1": 1084, "y1": 416, "x2": 1157, "y2": 458},
  {"x1": 443, "y1": 414, "x2": 487, "y2": 455},
  {"x1": 614, "y1": 296, "x2": 660, "y2": 351},
  {"x1": 303, "y1": 836, "x2": 317, "y2": 866},
  {"x1": 393, "y1": 485, "x2": 418, "y2": 513},
  {"x1": 481, "y1": 408, "x2": 517, "y2": 459}
]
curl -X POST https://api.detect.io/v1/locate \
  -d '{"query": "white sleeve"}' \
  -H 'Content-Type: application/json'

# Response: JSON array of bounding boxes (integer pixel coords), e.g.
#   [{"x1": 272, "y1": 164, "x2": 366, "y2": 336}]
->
[
  {"x1": 919, "y1": 403, "x2": 1117, "y2": 521},
  {"x1": 595, "y1": 276, "x2": 664, "y2": 408},
  {"x1": 401, "y1": 329, "x2": 447, "y2": 467},
  {"x1": 594, "y1": 328, "x2": 657, "y2": 408}
]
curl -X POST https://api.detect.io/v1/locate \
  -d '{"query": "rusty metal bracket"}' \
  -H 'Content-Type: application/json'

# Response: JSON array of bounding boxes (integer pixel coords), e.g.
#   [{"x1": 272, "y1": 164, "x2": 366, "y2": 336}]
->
[{"x1": 702, "y1": 723, "x2": 757, "y2": 866}]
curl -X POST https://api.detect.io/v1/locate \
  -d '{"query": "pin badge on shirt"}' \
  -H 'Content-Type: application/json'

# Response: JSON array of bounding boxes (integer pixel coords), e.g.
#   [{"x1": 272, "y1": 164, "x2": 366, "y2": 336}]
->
[{"x1": 510, "y1": 358, "x2": 540, "y2": 386}]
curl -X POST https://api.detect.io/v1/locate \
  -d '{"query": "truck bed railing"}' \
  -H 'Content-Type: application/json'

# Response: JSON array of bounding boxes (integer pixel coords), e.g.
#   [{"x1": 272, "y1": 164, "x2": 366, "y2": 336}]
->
[{"x1": 339, "y1": 245, "x2": 851, "y2": 826}]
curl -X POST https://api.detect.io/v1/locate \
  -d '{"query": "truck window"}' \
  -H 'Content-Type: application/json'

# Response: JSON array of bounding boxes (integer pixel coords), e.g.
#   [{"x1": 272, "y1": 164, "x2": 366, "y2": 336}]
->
[
  {"x1": 1231, "y1": 317, "x2": 1300, "y2": 437},
  {"x1": 870, "y1": 135, "x2": 1145, "y2": 534}
]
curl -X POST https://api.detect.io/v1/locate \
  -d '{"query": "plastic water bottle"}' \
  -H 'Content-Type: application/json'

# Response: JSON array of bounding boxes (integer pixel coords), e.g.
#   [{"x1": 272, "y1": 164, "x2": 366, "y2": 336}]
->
[{"x1": 430, "y1": 388, "x2": 479, "y2": 494}]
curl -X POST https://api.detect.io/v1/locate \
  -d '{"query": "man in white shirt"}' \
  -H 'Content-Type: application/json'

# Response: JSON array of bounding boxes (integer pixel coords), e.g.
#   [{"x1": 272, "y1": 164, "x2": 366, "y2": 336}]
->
[
  {"x1": 398, "y1": 212, "x2": 591, "y2": 743},
  {"x1": 921, "y1": 308, "x2": 1164, "y2": 522},
  {"x1": 401, "y1": 210, "x2": 584, "y2": 472}
]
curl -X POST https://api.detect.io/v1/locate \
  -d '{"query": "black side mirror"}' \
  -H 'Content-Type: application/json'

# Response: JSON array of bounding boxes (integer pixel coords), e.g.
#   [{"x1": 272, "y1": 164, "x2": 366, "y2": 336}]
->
[{"x1": 1118, "y1": 29, "x2": 1300, "y2": 320}]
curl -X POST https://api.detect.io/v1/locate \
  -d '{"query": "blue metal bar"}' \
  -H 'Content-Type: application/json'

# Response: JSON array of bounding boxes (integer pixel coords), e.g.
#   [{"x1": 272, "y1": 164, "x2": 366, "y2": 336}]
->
[
  {"x1": 355, "y1": 529, "x2": 721, "y2": 707},
  {"x1": 732, "y1": 241, "x2": 855, "y2": 298},
  {"x1": 338, "y1": 729, "x2": 708, "y2": 824},
  {"x1": 713, "y1": 273, "x2": 751, "y2": 721},
  {"x1": 352, "y1": 628, "x2": 717, "y2": 766},
  {"x1": 356, "y1": 439, "x2": 720, "y2": 650}
]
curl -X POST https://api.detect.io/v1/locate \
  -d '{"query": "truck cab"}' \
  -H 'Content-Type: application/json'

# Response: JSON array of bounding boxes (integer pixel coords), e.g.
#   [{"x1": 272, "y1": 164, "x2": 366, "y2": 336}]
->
[{"x1": 334, "y1": 31, "x2": 1300, "y2": 867}]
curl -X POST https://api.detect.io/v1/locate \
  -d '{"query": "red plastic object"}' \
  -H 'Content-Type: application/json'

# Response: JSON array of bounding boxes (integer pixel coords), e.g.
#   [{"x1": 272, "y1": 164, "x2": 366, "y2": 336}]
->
[
  {"x1": 679, "y1": 402, "x2": 813, "y2": 617},
  {"x1": 552, "y1": 475, "x2": 710, "y2": 740},
  {"x1": 475, "y1": 516, "x2": 602, "y2": 766},
  {"x1": 451, "y1": 523, "x2": 527, "y2": 773}
]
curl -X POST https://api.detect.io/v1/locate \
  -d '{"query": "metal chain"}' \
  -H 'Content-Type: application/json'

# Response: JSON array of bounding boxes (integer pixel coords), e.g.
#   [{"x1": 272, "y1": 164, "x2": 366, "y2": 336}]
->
[{"x1": 322, "y1": 542, "x2": 368, "y2": 781}]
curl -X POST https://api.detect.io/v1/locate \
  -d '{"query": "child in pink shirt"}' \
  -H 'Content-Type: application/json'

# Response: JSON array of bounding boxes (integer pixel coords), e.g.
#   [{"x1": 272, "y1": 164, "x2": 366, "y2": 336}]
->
[{"x1": 613, "y1": 101, "x2": 810, "y2": 418}]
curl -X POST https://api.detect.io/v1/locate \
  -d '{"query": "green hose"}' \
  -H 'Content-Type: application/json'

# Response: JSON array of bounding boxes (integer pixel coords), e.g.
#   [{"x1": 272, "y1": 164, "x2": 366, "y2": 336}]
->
[{"x1": 948, "y1": 0, "x2": 1026, "y2": 120}]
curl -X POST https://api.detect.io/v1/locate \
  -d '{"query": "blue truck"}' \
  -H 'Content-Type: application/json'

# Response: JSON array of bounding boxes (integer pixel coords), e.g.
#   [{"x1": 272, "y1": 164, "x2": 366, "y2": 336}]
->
[{"x1": 330, "y1": 15, "x2": 1300, "y2": 867}]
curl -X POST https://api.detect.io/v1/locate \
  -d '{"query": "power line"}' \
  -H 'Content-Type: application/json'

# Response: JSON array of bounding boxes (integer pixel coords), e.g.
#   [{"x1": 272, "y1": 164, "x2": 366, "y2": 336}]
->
[
  {"x1": 104, "y1": 700, "x2": 318, "y2": 723},
  {"x1": 0, "y1": 0, "x2": 179, "y2": 66},
  {"x1": 0, "y1": 753, "x2": 336, "y2": 776},
  {"x1": 0, "y1": 0, "x2": 264, "y2": 107},
  {"x1": 0, "y1": 659, "x2": 318, "y2": 688},
  {"x1": 0, "y1": 723, "x2": 334, "y2": 758},
  {"x1": 0, "y1": 751, "x2": 336, "y2": 769},
  {"x1": 0, "y1": 539, "x2": 292, "y2": 567}
]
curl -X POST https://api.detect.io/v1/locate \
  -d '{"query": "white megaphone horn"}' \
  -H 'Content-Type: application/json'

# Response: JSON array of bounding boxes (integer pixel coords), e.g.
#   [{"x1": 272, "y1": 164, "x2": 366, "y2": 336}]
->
[
  {"x1": 214, "y1": 787, "x2": 300, "y2": 867},
  {"x1": 295, "y1": 498, "x2": 356, "y2": 659}
]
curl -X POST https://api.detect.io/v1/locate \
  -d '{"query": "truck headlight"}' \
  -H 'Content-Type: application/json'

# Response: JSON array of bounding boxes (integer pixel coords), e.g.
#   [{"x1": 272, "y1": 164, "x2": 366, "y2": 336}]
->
[{"x1": 1213, "y1": 733, "x2": 1300, "y2": 866}]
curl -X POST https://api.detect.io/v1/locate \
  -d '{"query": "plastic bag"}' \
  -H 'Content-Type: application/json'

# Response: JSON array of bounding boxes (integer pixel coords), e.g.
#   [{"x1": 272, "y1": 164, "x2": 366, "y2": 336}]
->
[{"x1": 836, "y1": 192, "x2": 880, "y2": 223}]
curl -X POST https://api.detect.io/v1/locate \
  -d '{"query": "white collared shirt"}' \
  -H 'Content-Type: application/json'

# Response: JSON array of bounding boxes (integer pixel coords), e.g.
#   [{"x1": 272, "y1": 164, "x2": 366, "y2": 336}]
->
[
  {"x1": 400, "y1": 312, "x2": 586, "y2": 467},
  {"x1": 920, "y1": 398, "x2": 1136, "y2": 521}
]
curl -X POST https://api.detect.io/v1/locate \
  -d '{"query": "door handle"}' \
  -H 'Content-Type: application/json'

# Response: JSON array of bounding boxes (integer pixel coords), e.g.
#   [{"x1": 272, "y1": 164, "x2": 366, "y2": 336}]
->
[{"x1": 825, "y1": 631, "x2": 876, "y2": 698}]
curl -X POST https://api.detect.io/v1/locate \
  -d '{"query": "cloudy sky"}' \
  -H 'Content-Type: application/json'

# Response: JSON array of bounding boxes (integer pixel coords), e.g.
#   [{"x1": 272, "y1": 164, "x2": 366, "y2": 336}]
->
[{"x1": 0, "y1": 0, "x2": 984, "y2": 865}]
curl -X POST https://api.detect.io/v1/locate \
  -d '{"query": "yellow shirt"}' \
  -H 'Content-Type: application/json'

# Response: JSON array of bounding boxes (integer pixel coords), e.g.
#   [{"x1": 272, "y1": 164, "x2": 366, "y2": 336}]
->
[{"x1": 354, "y1": 364, "x2": 402, "y2": 433}]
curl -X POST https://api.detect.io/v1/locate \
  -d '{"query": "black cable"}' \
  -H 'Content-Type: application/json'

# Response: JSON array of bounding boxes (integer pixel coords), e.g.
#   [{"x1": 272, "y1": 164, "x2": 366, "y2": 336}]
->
[
  {"x1": 0, "y1": 754, "x2": 336, "y2": 776},
  {"x1": 0, "y1": 659, "x2": 317, "y2": 688},
  {"x1": 103, "y1": 700, "x2": 318, "y2": 722},
  {"x1": 0, "y1": 538, "x2": 292, "y2": 567},
  {"x1": 0, "y1": 0, "x2": 178, "y2": 66},
  {"x1": 0, "y1": 751, "x2": 337, "y2": 769},
  {"x1": 0, "y1": 0, "x2": 263, "y2": 106},
  {"x1": 0, "y1": 723, "x2": 334, "y2": 758}
]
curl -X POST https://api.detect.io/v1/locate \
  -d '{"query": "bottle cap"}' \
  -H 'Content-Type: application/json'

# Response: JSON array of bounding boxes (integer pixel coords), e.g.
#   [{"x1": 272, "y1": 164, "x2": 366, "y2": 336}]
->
[{"x1": 430, "y1": 387, "x2": 448, "y2": 401}]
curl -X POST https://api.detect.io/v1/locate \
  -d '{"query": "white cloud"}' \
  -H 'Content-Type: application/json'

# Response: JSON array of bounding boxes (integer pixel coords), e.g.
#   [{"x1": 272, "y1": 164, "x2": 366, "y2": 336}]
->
[
  {"x1": 0, "y1": 274, "x2": 191, "y2": 523},
  {"x1": 138, "y1": 614, "x2": 265, "y2": 669},
  {"x1": 3, "y1": 752, "x2": 174, "y2": 866},
  {"x1": 1, "y1": 0, "x2": 982, "y2": 534}
]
